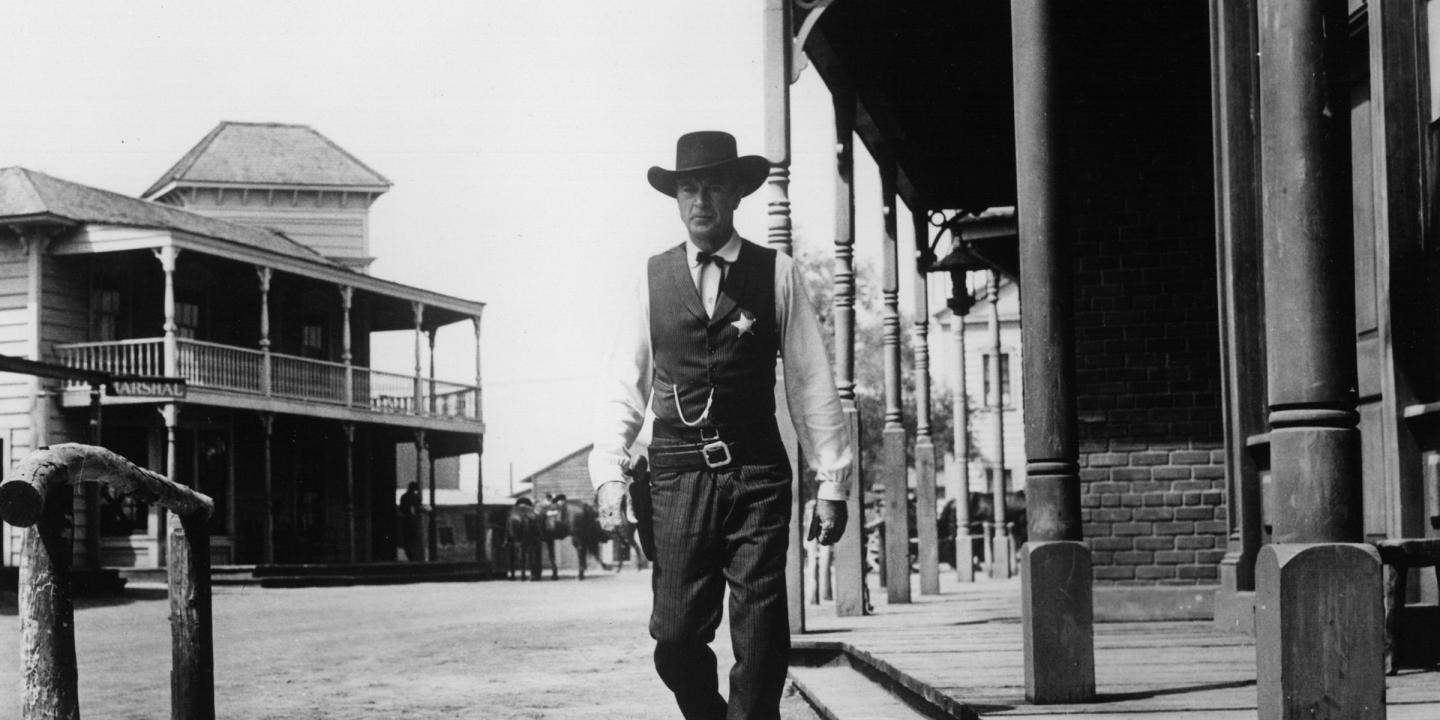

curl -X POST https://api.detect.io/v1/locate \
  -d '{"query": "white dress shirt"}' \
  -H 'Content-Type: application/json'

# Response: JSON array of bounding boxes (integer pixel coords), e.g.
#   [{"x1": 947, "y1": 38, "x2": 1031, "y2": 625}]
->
[{"x1": 588, "y1": 234, "x2": 853, "y2": 501}]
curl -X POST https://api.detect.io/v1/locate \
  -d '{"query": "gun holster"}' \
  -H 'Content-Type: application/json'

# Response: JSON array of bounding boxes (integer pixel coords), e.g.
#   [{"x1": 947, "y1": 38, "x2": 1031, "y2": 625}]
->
[{"x1": 626, "y1": 457, "x2": 656, "y2": 561}]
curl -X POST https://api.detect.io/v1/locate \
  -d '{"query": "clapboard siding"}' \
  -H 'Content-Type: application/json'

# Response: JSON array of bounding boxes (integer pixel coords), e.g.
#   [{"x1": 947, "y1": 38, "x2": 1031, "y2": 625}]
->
[
  {"x1": 186, "y1": 202, "x2": 371, "y2": 262},
  {"x1": 43, "y1": 255, "x2": 89, "y2": 352},
  {"x1": 0, "y1": 250, "x2": 35, "y2": 472}
]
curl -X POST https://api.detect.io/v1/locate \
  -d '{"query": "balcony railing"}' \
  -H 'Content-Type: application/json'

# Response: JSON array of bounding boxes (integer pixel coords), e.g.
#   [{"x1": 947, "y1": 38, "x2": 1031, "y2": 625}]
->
[{"x1": 56, "y1": 338, "x2": 481, "y2": 422}]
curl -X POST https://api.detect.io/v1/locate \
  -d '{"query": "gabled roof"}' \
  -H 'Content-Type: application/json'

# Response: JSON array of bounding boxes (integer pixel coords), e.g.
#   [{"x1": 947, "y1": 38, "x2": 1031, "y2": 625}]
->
[
  {"x1": 142, "y1": 121, "x2": 392, "y2": 199},
  {"x1": 519, "y1": 445, "x2": 595, "y2": 485},
  {"x1": 0, "y1": 166, "x2": 336, "y2": 265}
]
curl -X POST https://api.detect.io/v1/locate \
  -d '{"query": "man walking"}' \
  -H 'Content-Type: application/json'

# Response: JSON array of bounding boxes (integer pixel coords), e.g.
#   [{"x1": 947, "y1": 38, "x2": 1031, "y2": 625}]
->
[{"x1": 590, "y1": 131, "x2": 852, "y2": 720}]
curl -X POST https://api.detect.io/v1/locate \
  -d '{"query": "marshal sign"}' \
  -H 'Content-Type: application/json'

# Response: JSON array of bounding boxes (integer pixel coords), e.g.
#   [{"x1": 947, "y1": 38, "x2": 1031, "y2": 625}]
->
[{"x1": 107, "y1": 377, "x2": 187, "y2": 399}]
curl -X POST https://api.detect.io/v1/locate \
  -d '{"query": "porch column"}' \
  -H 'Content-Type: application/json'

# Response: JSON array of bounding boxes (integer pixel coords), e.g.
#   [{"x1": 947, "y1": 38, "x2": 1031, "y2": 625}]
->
[
  {"x1": 86, "y1": 382, "x2": 103, "y2": 568},
  {"x1": 427, "y1": 437, "x2": 438, "y2": 562},
  {"x1": 260, "y1": 413, "x2": 275, "y2": 564},
  {"x1": 427, "y1": 329, "x2": 438, "y2": 415},
  {"x1": 1012, "y1": 0, "x2": 1096, "y2": 702},
  {"x1": 474, "y1": 317, "x2": 487, "y2": 563},
  {"x1": 413, "y1": 429, "x2": 429, "y2": 562},
  {"x1": 473, "y1": 315, "x2": 483, "y2": 420},
  {"x1": 949, "y1": 275, "x2": 975, "y2": 582},
  {"x1": 340, "y1": 286, "x2": 354, "y2": 407},
  {"x1": 256, "y1": 268, "x2": 272, "y2": 396},
  {"x1": 157, "y1": 246, "x2": 180, "y2": 377},
  {"x1": 343, "y1": 422, "x2": 356, "y2": 564},
  {"x1": 830, "y1": 85, "x2": 866, "y2": 617},
  {"x1": 912, "y1": 212, "x2": 939, "y2": 596},
  {"x1": 412, "y1": 303, "x2": 425, "y2": 415},
  {"x1": 160, "y1": 403, "x2": 179, "y2": 568},
  {"x1": 986, "y1": 273, "x2": 1013, "y2": 580},
  {"x1": 764, "y1": 0, "x2": 804, "y2": 632},
  {"x1": 1255, "y1": 2, "x2": 1383, "y2": 717},
  {"x1": 879, "y1": 158, "x2": 910, "y2": 605},
  {"x1": 1209, "y1": 0, "x2": 1267, "y2": 632},
  {"x1": 475, "y1": 435, "x2": 487, "y2": 564}
]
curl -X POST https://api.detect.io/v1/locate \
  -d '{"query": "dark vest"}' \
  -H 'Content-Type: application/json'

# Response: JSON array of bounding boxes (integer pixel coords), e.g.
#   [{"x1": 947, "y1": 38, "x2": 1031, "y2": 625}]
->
[{"x1": 648, "y1": 239, "x2": 779, "y2": 431}]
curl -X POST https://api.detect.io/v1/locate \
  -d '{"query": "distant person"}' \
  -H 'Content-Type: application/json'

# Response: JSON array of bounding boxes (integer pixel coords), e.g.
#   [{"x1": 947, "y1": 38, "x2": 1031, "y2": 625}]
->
[
  {"x1": 590, "y1": 131, "x2": 853, "y2": 720},
  {"x1": 399, "y1": 482, "x2": 424, "y2": 562}
]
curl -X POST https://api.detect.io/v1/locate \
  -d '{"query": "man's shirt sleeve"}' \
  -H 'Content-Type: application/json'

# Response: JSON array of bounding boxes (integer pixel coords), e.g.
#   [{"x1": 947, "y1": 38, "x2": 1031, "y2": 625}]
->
[
  {"x1": 775, "y1": 253, "x2": 854, "y2": 502},
  {"x1": 588, "y1": 272, "x2": 651, "y2": 489}
]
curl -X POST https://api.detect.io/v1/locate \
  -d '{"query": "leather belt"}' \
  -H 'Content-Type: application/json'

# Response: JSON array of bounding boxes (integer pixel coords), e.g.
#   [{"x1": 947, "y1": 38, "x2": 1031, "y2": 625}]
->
[{"x1": 648, "y1": 424, "x2": 783, "y2": 472}]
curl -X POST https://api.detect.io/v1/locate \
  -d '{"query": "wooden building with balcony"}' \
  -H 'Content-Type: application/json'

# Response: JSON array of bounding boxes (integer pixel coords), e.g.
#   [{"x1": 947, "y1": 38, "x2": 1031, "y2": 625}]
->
[{"x1": 0, "y1": 122, "x2": 485, "y2": 570}]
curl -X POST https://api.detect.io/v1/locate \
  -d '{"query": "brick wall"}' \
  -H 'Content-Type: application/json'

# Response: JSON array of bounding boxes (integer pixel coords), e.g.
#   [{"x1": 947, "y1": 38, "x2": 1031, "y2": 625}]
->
[
  {"x1": 1080, "y1": 443, "x2": 1226, "y2": 584},
  {"x1": 1060, "y1": 2, "x2": 1226, "y2": 585}
]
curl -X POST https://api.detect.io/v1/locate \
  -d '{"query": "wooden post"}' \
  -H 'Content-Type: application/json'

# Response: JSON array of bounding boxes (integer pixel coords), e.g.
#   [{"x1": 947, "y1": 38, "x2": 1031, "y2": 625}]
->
[
  {"x1": 1255, "y1": 2, "x2": 1383, "y2": 716},
  {"x1": 1012, "y1": 0, "x2": 1095, "y2": 703},
  {"x1": 86, "y1": 383, "x2": 103, "y2": 569},
  {"x1": 764, "y1": 0, "x2": 804, "y2": 632},
  {"x1": 16, "y1": 460, "x2": 80, "y2": 720},
  {"x1": 879, "y1": 158, "x2": 910, "y2": 605},
  {"x1": 764, "y1": 0, "x2": 794, "y2": 259},
  {"x1": 412, "y1": 302, "x2": 425, "y2": 415},
  {"x1": 912, "y1": 211, "x2": 940, "y2": 596},
  {"x1": 473, "y1": 315, "x2": 484, "y2": 420},
  {"x1": 473, "y1": 316, "x2": 487, "y2": 563},
  {"x1": 343, "y1": 422, "x2": 356, "y2": 564},
  {"x1": 830, "y1": 85, "x2": 866, "y2": 617},
  {"x1": 475, "y1": 434, "x2": 487, "y2": 564},
  {"x1": 427, "y1": 436, "x2": 438, "y2": 562},
  {"x1": 427, "y1": 329, "x2": 437, "y2": 416},
  {"x1": 1209, "y1": 0, "x2": 1268, "y2": 632},
  {"x1": 414, "y1": 429, "x2": 428, "y2": 562},
  {"x1": 949, "y1": 277, "x2": 975, "y2": 582},
  {"x1": 260, "y1": 412, "x2": 275, "y2": 565},
  {"x1": 256, "y1": 267, "x2": 272, "y2": 397},
  {"x1": 161, "y1": 403, "x2": 178, "y2": 567},
  {"x1": 169, "y1": 515, "x2": 215, "y2": 720},
  {"x1": 340, "y1": 286, "x2": 354, "y2": 408},
  {"x1": 986, "y1": 273, "x2": 1013, "y2": 580},
  {"x1": 157, "y1": 246, "x2": 179, "y2": 378}
]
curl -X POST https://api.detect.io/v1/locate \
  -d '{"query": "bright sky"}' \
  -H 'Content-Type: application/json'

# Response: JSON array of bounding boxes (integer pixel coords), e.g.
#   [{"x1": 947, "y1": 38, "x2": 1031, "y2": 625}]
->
[{"x1": 0, "y1": 0, "x2": 926, "y2": 499}]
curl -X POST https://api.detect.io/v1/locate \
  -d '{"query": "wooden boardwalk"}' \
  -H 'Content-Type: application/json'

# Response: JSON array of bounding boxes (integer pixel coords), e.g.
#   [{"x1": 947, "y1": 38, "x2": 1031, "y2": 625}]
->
[{"x1": 796, "y1": 574, "x2": 1440, "y2": 719}]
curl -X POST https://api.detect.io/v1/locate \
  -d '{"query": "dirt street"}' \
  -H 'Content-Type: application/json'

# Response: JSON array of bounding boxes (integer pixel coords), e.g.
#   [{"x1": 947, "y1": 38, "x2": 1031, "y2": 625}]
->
[{"x1": 1, "y1": 569, "x2": 820, "y2": 719}]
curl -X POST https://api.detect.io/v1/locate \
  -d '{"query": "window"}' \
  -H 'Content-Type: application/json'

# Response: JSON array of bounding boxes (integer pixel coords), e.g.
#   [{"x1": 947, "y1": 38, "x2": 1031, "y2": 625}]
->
[
  {"x1": 175, "y1": 302, "x2": 200, "y2": 340},
  {"x1": 91, "y1": 287, "x2": 122, "y2": 341},
  {"x1": 982, "y1": 353, "x2": 1012, "y2": 407},
  {"x1": 302, "y1": 314, "x2": 326, "y2": 359}
]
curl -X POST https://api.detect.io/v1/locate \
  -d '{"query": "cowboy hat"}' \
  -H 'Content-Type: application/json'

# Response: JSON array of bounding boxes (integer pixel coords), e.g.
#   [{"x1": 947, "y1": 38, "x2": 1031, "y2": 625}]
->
[{"x1": 647, "y1": 131, "x2": 770, "y2": 198}]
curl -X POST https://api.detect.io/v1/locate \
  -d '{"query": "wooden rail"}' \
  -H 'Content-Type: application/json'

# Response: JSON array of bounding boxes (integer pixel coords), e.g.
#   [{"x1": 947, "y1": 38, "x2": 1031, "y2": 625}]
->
[
  {"x1": 0, "y1": 444, "x2": 216, "y2": 720},
  {"x1": 57, "y1": 339, "x2": 482, "y2": 422}
]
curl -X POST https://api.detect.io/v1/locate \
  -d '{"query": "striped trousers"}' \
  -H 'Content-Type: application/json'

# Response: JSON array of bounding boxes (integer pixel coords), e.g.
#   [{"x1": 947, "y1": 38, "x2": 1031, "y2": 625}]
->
[{"x1": 647, "y1": 449, "x2": 792, "y2": 720}]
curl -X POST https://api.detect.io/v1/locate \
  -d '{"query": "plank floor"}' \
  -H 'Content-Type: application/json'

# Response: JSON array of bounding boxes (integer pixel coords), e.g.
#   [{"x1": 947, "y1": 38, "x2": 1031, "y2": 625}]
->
[{"x1": 796, "y1": 573, "x2": 1440, "y2": 719}]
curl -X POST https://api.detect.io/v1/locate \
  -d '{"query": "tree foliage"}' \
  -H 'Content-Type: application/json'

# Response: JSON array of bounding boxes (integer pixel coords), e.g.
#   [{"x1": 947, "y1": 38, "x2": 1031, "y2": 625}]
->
[{"x1": 794, "y1": 247, "x2": 959, "y2": 476}]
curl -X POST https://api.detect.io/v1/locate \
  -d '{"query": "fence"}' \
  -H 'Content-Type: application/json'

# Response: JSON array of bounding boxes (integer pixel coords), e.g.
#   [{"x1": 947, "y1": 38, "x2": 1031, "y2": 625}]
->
[{"x1": 0, "y1": 444, "x2": 216, "y2": 720}]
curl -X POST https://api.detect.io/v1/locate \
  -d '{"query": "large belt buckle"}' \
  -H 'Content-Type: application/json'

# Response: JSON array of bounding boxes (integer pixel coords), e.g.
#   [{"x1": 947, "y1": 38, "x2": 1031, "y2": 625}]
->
[
  {"x1": 701, "y1": 440, "x2": 731, "y2": 468},
  {"x1": 699, "y1": 428, "x2": 731, "y2": 468}
]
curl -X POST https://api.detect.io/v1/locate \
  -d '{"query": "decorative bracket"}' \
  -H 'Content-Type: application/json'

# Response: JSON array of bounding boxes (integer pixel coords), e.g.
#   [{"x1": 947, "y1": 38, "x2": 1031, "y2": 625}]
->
[{"x1": 790, "y1": 0, "x2": 838, "y2": 84}]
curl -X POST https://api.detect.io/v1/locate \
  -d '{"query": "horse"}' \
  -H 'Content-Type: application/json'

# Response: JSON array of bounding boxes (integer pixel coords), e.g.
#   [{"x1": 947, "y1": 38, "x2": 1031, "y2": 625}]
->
[
  {"x1": 505, "y1": 498, "x2": 542, "y2": 580},
  {"x1": 536, "y1": 494, "x2": 613, "y2": 580}
]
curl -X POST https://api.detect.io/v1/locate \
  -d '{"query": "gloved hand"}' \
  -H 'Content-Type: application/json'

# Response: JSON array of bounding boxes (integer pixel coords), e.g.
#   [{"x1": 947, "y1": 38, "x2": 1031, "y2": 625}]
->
[
  {"x1": 806, "y1": 498, "x2": 847, "y2": 546},
  {"x1": 596, "y1": 480, "x2": 628, "y2": 533}
]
